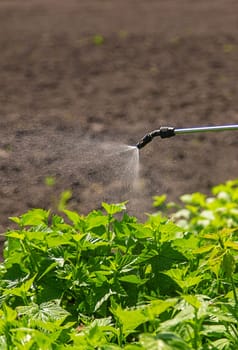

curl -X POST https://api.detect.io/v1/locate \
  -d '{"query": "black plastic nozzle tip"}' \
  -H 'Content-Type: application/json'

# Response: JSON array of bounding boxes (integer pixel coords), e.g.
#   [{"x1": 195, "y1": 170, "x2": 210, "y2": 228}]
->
[
  {"x1": 136, "y1": 127, "x2": 175, "y2": 149},
  {"x1": 136, "y1": 133, "x2": 153, "y2": 149}
]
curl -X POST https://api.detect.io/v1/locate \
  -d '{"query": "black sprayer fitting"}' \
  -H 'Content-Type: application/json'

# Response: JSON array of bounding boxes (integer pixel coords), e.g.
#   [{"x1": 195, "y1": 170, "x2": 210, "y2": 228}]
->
[
  {"x1": 136, "y1": 127, "x2": 175, "y2": 149},
  {"x1": 136, "y1": 124, "x2": 238, "y2": 150}
]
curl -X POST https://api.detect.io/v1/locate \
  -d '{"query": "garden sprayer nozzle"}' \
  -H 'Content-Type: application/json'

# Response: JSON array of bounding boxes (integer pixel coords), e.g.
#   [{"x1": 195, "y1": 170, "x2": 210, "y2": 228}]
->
[
  {"x1": 136, "y1": 127, "x2": 175, "y2": 149},
  {"x1": 136, "y1": 124, "x2": 238, "y2": 149}
]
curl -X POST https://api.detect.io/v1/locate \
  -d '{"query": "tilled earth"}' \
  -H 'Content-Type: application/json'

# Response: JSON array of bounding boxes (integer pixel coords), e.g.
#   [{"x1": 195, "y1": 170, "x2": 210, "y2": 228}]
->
[{"x1": 1, "y1": 0, "x2": 238, "y2": 243}]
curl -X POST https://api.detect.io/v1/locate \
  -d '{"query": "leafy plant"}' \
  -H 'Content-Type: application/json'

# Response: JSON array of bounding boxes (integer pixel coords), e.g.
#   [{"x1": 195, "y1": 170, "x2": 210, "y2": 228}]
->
[
  {"x1": 93, "y1": 34, "x2": 105, "y2": 46},
  {"x1": 0, "y1": 179, "x2": 238, "y2": 349}
]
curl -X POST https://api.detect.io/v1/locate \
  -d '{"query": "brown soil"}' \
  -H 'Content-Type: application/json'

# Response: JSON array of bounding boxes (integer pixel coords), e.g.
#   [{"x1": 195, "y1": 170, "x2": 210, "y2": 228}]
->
[{"x1": 1, "y1": 0, "x2": 238, "y2": 243}]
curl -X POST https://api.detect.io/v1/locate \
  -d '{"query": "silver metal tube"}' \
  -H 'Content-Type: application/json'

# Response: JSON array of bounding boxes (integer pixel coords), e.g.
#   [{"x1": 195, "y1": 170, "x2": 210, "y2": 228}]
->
[
  {"x1": 175, "y1": 125, "x2": 238, "y2": 135},
  {"x1": 136, "y1": 124, "x2": 238, "y2": 149}
]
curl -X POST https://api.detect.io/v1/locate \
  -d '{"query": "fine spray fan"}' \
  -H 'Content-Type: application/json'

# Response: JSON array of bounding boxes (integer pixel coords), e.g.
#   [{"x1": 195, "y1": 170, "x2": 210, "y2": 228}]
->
[{"x1": 136, "y1": 124, "x2": 238, "y2": 149}]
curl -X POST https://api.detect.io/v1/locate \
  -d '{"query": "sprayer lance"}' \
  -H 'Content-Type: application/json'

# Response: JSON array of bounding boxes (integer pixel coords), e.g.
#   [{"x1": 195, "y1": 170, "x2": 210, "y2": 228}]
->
[{"x1": 136, "y1": 124, "x2": 238, "y2": 149}]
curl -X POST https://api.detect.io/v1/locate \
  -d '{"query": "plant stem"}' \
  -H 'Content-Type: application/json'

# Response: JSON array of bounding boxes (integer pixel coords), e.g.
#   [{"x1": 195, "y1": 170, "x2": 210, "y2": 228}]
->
[{"x1": 231, "y1": 275, "x2": 238, "y2": 305}]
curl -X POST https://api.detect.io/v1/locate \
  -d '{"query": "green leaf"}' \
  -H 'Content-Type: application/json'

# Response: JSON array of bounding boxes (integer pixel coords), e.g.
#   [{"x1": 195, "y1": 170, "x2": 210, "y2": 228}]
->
[
  {"x1": 225, "y1": 241, "x2": 238, "y2": 250},
  {"x1": 44, "y1": 176, "x2": 56, "y2": 186},
  {"x1": 9, "y1": 216, "x2": 21, "y2": 225},
  {"x1": 93, "y1": 34, "x2": 105, "y2": 45},
  {"x1": 58, "y1": 190, "x2": 72, "y2": 211},
  {"x1": 222, "y1": 252, "x2": 235, "y2": 277},
  {"x1": 5, "y1": 231, "x2": 25, "y2": 240},
  {"x1": 182, "y1": 295, "x2": 201, "y2": 309},
  {"x1": 136, "y1": 249, "x2": 158, "y2": 264},
  {"x1": 64, "y1": 209, "x2": 84, "y2": 226},
  {"x1": 102, "y1": 202, "x2": 127, "y2": 215},
  {"x1": 111, "y1": 304, "x2": 149, "y2": 333},
  {"x1": 46, "y1": 233, "x2": 72, "y2": 248},
  {"x1": 148, "y1": 299, "x2": 177, "y2": 318},
  {"x1": 2, "y1": 304, "x2": 17, "y2": 322},
  {"x1": 119, "y1": 274, "x2": 148, "y2": 285},
  {"x1": 94, "y1": 289, "x2": 117, "y2": 312},
  {"x1": 211, "y1": 338, "x2": 231, "y2": 350},
  {"x1": 164, "y1": 268, "x2": 201, "y2": 291},
  {"x1": 172, "y1": 233, "x2": 200, "y2": 259},
  {"x1": 38, "y1": 262, "x2": 58, "y2": 280},
  {"x1": 20, "y1": 209, "x2": 50, "y2": 226},
  {"x1": 86, "y1": 213, "x2": 109, "y2": 230},
  {"x1": 25, "y1": 230, "x2": 46, "y2": 243},
  {"x1": 180, "y1": 192, "x2": 206, "y2": 206},
  {"x1": 153, "y1": 194, "x2": 167, "y2": 208},
  {"x1": 159, "y1": 221, "x2": 184, "y2": 242},
  {"x1": 3, "y1": 274, "x2": 36, "y2": 298},
  {"x1": 140, "y1": 333, "x2": 191, "y2": 350},
  {"x1": 124, "y1": 345, "x2": 144, "y2": 350},
  {"x1": 193, "y1": 245, "x2": 214, "y2": 254},
  {"x1": 17, "y1": 299, "x2": 70, "y2": 322}
]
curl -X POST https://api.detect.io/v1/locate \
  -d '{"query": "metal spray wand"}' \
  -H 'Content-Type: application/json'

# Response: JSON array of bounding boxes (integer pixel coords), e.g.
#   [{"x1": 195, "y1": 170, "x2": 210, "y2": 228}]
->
[{"x1": 136, "y1": 125, "x2": 238, "y2": 149}]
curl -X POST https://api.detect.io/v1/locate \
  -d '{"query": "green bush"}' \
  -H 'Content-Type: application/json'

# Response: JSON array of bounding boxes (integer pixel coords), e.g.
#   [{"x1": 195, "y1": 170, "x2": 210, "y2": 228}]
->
[{"x1": 0, "y1": 180, "x2": 238, "y2": 349}]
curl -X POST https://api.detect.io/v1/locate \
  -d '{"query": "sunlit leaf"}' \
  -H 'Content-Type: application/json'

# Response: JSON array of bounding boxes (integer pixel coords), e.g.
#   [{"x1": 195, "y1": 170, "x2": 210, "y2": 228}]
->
[
  {"x1": 20, "y1": 209, "x2": 50, "y2": 226},
  {"x1": 102, "y1": 202, "x2": 127, "y2": 215},
  {"x1": 153, "y1": 194, "x2": 167, "y2": 208},
  {"x1": 3, "y1": 275, "x2": 36, "y2": 298},
  {"x1": 182, "y1": 295, "x2": 201, "y2": 310},
  {"x1": 17, "y1": 299, "x2": 70, "y2": 322},
  {"x1": 94, "y1": 290, "x2": 116, "y2": 312},
  {"x1": 64, "y1": 209, "x2": 84, "y2": 226},
  {"x1": 86, "y1": 214, "x2": 109, "y2": 230},
  {"x1": 225, "y1": 241, "x2": 238, "y2": 250},
  {"x1": 119, "y1": 274, "x2": 148, "y2": 285},
  {"x1": 193, "y1": 245, "x2": 214, "y2": 254},
  {"x1": 111, "y1": 304, "x2": 149, "y2": 333},
  {"x1": 148, "y1": 299, "x2": 177, "y2": 318}
]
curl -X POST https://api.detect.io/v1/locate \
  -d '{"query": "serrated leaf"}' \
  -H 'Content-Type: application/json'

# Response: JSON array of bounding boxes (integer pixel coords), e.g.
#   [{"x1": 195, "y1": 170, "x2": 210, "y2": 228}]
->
[
  {"x1": 63, "y1": 209, "x2": 84, "y2": 226},
  {"x1": 17, "y1": 299, "x2": 70, "y2": 322},
  {"x1": 211, "y1": 338, "x2": 231, "y2": 350},
  {"x1": 173, "y1": 234, "x2": 199, "y2": 254},
  {"x1": 140, "y1": 335, "x2": 166, "y2": 350},
  {"x1": 94, "y1": 289, "x2": 116, "y2": 312},
  {"x1": 20, "y1": 209, "x2": 50, "y2": 226},
  {"x1": 119, "y1": 274, "x2": 148, "y2": 285},
  {"x1": 9, "y1": 216, "x2": 21, "y2": 225},
  {"x1": 111, "y1": 304, "x2": 149, "y2": 333},
  {"x1": 38, "y1": 262, "x2": 58, "y2": 280},
  {"x1": 46, "y1": 233, "x2": 72, "y2": 247},
  {"x1": 5, "y1": 231, "x2": 25, "y2": 240},
  {"x1": 160, "y1": 221, "x2": 184, "y2": 242},
  {"x1": 140, "y1": 333, "x2": 191, "y2": 350},
  {"x1": 160, "y1": 303, "x2": 195, "y2": 330},
  {"x1": 25, "y1": 230, "x2": 46, "y2": 242},
  {"x1": 2, "y1": 304, "x2": 17, "y2": 322},
  {"x1": 3, "y1": 274, "x2": 36, "y2": 298},
  {"x1": 86, "y1": 214, "x2": 108, "y2": 230},
  {"x1": 136, "y1": 249, "x2": 158, "y2": 263},
  {"x1": 164, "y1": 268, "x2": 201, "y2": 290},
  {"x1": 102, "y1": 202, "x2": 127, "y2": 215},
  {"x1": 153, "y1": 194, "x2": 167, "y2": 208},
  {"x1": 193, "y1": 245, "x2": 214, "y2": 254},
  {"x1": 148, "y1": 299, "x2": 177, "y2": 318},
  {"x1": 182, "y1": 295, "x2": 201, "y2": 309},
  {"x1": 132, "y1": 223, "x2": 153, "y2": 238}
]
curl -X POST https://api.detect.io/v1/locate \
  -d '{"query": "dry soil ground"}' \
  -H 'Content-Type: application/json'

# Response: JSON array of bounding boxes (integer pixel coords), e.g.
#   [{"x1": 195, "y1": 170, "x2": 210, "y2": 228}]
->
[{"x1": 0, "y1": 0, "x2": 238, "y2": 244}]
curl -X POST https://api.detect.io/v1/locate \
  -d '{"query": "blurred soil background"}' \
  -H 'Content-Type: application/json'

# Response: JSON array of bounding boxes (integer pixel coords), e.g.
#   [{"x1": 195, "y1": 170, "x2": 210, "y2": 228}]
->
[{"x1": 0, "y1": 0, "x2": 238, "y2": 244}]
